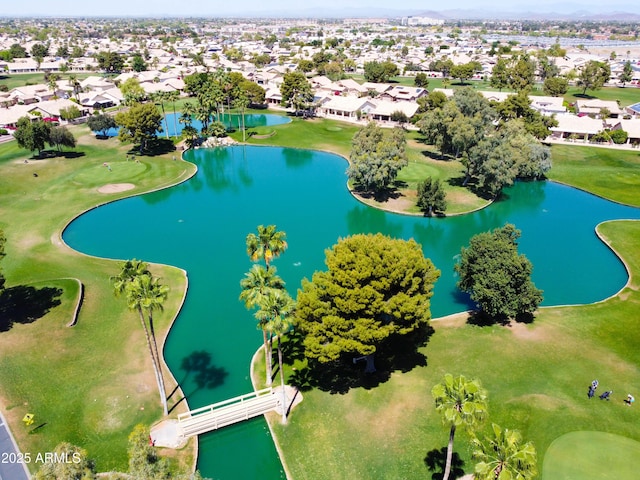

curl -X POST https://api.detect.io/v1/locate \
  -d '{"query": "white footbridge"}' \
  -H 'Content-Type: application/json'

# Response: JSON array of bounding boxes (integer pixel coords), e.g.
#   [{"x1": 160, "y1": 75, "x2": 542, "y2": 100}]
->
[{"x1": 176, "y1": 387, "x2": 280, "y2": 438}]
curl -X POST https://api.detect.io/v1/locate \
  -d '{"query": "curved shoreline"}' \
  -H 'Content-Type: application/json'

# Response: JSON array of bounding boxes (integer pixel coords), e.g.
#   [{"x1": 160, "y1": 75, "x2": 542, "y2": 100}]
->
[{"x1": 56, "y1": 153, "x2": 200, "y2": 473}]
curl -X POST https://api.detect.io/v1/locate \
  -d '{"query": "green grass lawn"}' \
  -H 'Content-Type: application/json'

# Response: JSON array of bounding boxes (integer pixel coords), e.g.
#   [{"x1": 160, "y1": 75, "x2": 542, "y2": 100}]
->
[
  {"x1": 0, "y1": 72, "x2": 94, "y2": 90},
  {"x1": 0, "y1": 126, "x2": 197, "y2": 474},
  {"x1": 547, "y1": 144, "x2": 640, "y2": 207},
  {"x1": 542, "y1": 432, "x2": 640, "y2": 479}
]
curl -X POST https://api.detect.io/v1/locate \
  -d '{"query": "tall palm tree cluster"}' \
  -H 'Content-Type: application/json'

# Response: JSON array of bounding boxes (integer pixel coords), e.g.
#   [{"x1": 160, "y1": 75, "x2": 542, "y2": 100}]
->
[
  {"x1": 111, "y1": 260, "x2": 170, "y2": 415},
  {"x1": 432, "y1": 374, "x2": 537, "y2": 480},
  {"x1": 240, "y1": 225, "x2": 294, "y2": 423}
]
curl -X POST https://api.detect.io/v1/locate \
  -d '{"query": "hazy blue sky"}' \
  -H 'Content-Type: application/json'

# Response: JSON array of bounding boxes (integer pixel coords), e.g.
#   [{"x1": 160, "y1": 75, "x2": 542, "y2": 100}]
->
[{"x1": 2, "y1": 0, "x2": 637, "y2": 17}]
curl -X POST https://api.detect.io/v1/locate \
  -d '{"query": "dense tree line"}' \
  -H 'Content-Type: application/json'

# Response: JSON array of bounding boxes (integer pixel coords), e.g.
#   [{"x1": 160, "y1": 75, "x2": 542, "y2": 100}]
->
[{"x1": 417, "y1": 88, "x2": 551, "y2": 197}]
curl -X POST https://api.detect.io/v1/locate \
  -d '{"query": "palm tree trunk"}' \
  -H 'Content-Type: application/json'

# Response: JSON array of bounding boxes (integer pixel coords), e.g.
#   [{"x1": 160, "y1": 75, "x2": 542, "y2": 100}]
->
[
  {"x1": 242, "y1": 106, "x2": 246, "y2": 143},
  {"x1": 137, "y1": 307, "x2": 168, "y2": 415},
  {"x1": 160, "y1": 102, "x2": 168, "y2": 139},
  {"x1": 278, "y1": 335, "x2": 287, "y2": 424},
  {"x1": 443, "y1": 424, "x2": 456, "y2": 480},
  {"x1": 172, "y1": 102, "x2": 178, "y2": 138},
  {"x1": 147, "y1": 312, "x2": 168, "y2": 415},
  {"x1": 263, "y1": 329, "x2": 272, "y2": 386}
]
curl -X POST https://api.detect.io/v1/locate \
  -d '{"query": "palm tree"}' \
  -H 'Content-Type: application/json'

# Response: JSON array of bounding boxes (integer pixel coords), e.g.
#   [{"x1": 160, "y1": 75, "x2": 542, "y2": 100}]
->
[
  {"x1": 239, "y1": 264, "x2": 285, "y2": 386},
  {"x1": 259, "y1": 290, "x2": 295, "y2": 423},
  {"x1": 166, "y1": 91, "x2": 180, "y2": 137},
  {"x1": 432, "y1": 374, "x2": 488, "y2": 480},
  {"x1": 245, "y1": 225, "x2": 288, "y2": 271},
  {"x1": 233, "y1": 91, "x2": 249, "y2": 142},
  {"x1": 111, "y1": 261, "x2": 170, "y2": 415},
  {"x1": 110, "y1": 259, "x2": 151, "y2": 295},
  {"x1": 472, "y1": 424, "x2": 537, "y2": 480},
  {"x1": 152, "y1": 92, "x2": 170, "y2": 139}
]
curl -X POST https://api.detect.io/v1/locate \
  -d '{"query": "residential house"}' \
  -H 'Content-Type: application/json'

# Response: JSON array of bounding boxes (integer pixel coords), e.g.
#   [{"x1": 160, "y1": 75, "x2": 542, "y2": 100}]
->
[
  {"x1": 612, "y1": 119, "x2": 640, "y2": 145},
  {"x1": 529, "y1": 96, "x2": 567, "y2": 116},
  {"x1": 368, "y1": 99, "x2": 419, "y2": 123},
  {"x1": 549, "y1": 115, "x2": 605, "y2": 141},
  {"x1": 316, "y1": 96, "x2": 376, "y2": 120},
  {"x1": 10, "y1": 84, "x2": 56, "y2": 105},
  {"x1": 380, "y1": 85, "x2": 427, "y2": 102},
  {"x1": 576, "y1": 99, "x2": 624, "y2": 118}
]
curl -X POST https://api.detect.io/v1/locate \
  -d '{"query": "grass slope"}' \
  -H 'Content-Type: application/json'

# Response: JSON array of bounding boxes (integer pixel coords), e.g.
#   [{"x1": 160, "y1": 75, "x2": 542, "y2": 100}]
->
[
  {"x1": 0, "y1": 126, "x2": 197, "y2": 473},
  {"x1": 547, "y1": 144, "x2": 640, "y2": 207}
]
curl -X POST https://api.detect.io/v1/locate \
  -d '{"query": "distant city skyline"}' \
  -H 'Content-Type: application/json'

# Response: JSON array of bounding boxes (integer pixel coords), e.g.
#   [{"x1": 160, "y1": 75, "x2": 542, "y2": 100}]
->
[{"x1": 3, "y1": 0, "x2": 640, "y2": 18}]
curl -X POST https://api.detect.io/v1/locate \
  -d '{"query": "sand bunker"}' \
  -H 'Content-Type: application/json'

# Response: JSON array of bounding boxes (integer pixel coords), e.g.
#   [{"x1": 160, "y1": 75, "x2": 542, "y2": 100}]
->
[{"x1": 97, "y1": 183, "x2": 135, "y2": 193}]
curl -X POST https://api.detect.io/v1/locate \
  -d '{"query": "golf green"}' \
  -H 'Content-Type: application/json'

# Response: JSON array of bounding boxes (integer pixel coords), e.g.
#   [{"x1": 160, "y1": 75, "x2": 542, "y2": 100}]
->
[{"x1": 543, "y1": 431, "x2": 640, "y2": 479}]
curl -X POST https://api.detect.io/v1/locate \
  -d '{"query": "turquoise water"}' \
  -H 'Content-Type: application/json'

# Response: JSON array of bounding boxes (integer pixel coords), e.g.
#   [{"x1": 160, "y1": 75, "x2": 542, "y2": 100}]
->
[
  {"x1": 95, "y1": 113, "x2": 290, "y2": 138},
  {"x1": 160, "y1": 112, "x2": 291, "y2": 137},
  {"x1": 62, "y1": 146, "x2": 640, "y2": 479}
]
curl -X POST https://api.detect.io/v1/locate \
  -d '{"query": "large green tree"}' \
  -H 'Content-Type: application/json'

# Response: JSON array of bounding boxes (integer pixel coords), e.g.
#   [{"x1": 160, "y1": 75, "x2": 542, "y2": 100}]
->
[
  {"x1": 115, "y1": 102, "x2": 163, "y2": 153},
  {"x1": 455, "y1": 224, "x2": 543, "y2": 321},
  {"x1": 619, "y1": 60, "x2": 633, "y2": 87},
  {"x1": 450, "y1": 61, "x2": 481, "y2": 84},
  {"x1": 96, "y1": 50, "x2": 125, "y2": 73},
  {"x1": 417, "y1": 177, "x2": 446, "y2": 216},
  {"x1": 119, "y1": 77, "x2": 146, "y2": 106},
  {"x1": 48, "y1": 125, "x2": 76, "y2": 152},
  {"x1": 280, "y1": 71, "x2": 314, "y2": 115},
  {"x1": 577, "y1": 60, "x2": 611, "y2": 95},
  {"x1": 363, "y1": 60, "x2": 399, "y2": 83},
  {"x1": 495, "y1": 91, "x2": 558, "y2": 140},
  {"x1": 347, "y1": 122, "x2": 408, "y2": 193},
  {"x1": 295, "y1": 233, "x2": 440, "y2": 371},
  {"x1": 509, "y1": 55, "x2": 536, "y2": 92},
  {"x1": 472, "y1": 424, "x2": 538, "y2": 480},
  {"x1": 490, "y1": 58, "x2": 510, "y2": 91},
  {"x1": 87, "y1": 113, "x2": 117, "y2": 137},
  {"x1": 543, "y1": 76, "x2": 569, "y2": 97},
  {"x1": 432, "y1": 374, "x2": 488, "y2": 480},
  {"x1": 13, "y1": 117, "x2": 51, "y2": 157}
]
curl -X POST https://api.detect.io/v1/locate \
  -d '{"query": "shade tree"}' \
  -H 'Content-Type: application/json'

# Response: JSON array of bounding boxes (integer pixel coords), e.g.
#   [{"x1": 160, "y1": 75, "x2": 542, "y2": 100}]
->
[
  {"x1": 280, "y1": 71, "x2": 314, "y2": 115},
  {"x1": 13, "y1": 117, "x2": 51, "y2": 157},
  {"x1": 87, "y1": 113, "x2": 117, "y2": 137},
  {"x1": 114, "y1": 102, "x2": 163, "y2": 153},
  {"x1": 577, "y1": 60, "x2": 611, "y2": 95},
  {"x1": 295, "y1": 233, "x2": 440, "y2": 372},
  {"x1": 417, "y1": 177, "x2": 446, "y2": 216},
  {"x1": 347, "y1": 122, "x2": 408, "y2": 193},
  {"x1": 454, "y1": 224, "x2": 543, "y2": 322}
]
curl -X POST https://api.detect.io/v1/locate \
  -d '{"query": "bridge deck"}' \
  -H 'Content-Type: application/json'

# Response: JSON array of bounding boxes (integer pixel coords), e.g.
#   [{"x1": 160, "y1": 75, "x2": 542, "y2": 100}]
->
[{"x1": 177, "y1": 387, "x2": 279, "y2": 437}]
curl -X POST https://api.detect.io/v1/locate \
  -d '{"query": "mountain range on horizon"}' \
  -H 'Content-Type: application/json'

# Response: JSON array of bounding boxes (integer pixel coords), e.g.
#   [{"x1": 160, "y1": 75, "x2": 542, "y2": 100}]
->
[{"x1": 5, "y1": 4, "x2": 640, "y2": 21}]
